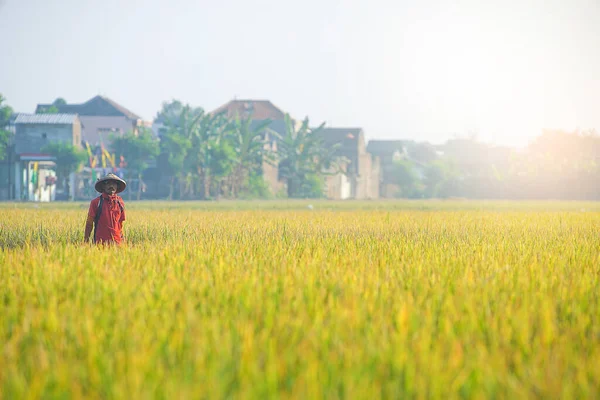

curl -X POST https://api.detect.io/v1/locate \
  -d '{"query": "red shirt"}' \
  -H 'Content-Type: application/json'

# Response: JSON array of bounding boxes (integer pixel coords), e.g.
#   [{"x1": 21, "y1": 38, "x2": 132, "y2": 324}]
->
[{"x1": 88, "y1": 193, "x2": 126, "y2": 244}]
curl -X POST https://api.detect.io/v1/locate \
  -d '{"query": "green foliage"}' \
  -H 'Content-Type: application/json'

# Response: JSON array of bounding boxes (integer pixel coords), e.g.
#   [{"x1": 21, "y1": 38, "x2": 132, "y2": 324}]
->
[
  {"x1": 0, "y1": 94, "x2": 12, "y2": 125},
  {"x1": 161, "y1": 131, "x2": 191, "y2": 176},
  {"x1": 0, "y1": 129, "x2": 11, "y2": 161},
  {"x1": 148, "y1": 100, "x2": 600, "y2": 201},
  {"x1": 240, "y1": 171, "x2": 272, "y2": 199},
  {"x1": 391, "y1": 159, "x2": 420, "y2": 198},
  {"x1": 0, "y1": 94, "x2": 13, "y2": 161},
  {"x1": 275, "y1": 114, "x2": 341, "y2": 198},
  {"x1": 38, "y1": 105, "x2": 59, "y2": 114},
  {"x1": 156, "y1": 100, "x2": 238, "y2": 199},
  {"x1": 226, "y1": 114, "x2": 273, "y2": 197},
  {"x1": 40, "y1": 142, "x2": 87, "y2": 180},
  {"x1": 37, "y1": 98, "x2": 67, "y2": 114},
  {"x1": 155, "y1": 100, "x2": 185, "y2": 128},
  {"x1": 157, "y1": 101, "x2": 204, "y2": 198},
  {"x1": 52, "y1": 98, "x2": 67, "y2": 107},
  {"x1": 299, "y1": 172, "x2": 326, "y2": 198},
  {"x1": 423, "y1": 159, "x2": 460, "y2": 198},
  {"x1": 409, "y1": 142, "x2": 438, "y2": 164},
  {"x1": 110, "y1": 129, "x2": 159, "y2": 175},
  {"x1": 153, "y1": 101, "x2": 341, "y2": 200},
  {"x1": 207, "y1": 139, "x2": 236, "y2": 197},
  {"x1": 190, "y1": 112, "x2": 233, "y2": 199},
  {"x1": 208, "y1": 139, "x2": 236, "y2": 178},
  {"x1": 110, "y1": 129, "x2": 159, "y2": 199},
  {"x1": 41, "y1": 142, "x2": 87, "y2": 199}
]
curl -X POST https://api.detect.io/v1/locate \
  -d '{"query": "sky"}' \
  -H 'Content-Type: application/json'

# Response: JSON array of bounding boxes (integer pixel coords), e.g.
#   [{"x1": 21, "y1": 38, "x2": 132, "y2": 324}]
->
[{"x1": 1, "y1": 0, "x2": 599, "y2": 147}]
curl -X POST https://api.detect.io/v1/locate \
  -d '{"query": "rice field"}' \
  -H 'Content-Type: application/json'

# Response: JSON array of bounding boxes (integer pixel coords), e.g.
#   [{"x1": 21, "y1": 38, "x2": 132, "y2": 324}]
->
[{"x1": 1, "y1": 200, "x2": 599, "y2": 399}]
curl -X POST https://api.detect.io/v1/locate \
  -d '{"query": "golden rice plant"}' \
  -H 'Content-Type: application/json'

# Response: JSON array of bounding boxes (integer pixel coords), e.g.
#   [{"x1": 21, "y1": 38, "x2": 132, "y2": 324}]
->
[{"x1": 0, "y1": 201, "x2": 599, "y2": 399}]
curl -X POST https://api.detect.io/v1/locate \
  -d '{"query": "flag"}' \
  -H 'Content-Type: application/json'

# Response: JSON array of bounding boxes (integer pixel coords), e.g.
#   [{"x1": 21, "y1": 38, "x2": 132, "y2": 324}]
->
[
  {"x1": 99, "y1": 141, "x2": 107, "y2": 169},
  {"x1": 102, "y1": 148, "x2": 116, "y2": 168},
  {"x1": 31, "y1": 162, "x2": 38, "y2": 185},
  {"x1": 85, "y1": 142, "x2": 94, "y2": 168}
]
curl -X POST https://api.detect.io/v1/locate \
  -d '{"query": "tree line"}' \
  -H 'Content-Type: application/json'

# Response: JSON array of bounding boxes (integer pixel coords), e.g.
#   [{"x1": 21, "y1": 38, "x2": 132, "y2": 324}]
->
[
  {"x1": 2, "y1": 93, "x2": 600, "y2": 200},
  {"x1": 119, "y1": 100, "x2": 343, "y2": 200},
  {"x1": 389, "y1": 130, "x2": 600, "y2": 200}
]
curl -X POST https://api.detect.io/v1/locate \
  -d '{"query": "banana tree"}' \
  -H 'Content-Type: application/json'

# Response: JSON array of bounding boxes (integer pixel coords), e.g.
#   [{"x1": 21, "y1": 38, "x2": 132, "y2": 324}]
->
[
  {"x1": 158, "y1": 102, "x2": 205, "y2": 198},
  {"x1": 187, "y1": 112, "x2": 231, "y2": 199},
  {"x1": 275, "y1": 114, "x2": 342, "y2": 198},
  {"x1": 226, "y1": 114, "x2": 273, "y2": 198}
]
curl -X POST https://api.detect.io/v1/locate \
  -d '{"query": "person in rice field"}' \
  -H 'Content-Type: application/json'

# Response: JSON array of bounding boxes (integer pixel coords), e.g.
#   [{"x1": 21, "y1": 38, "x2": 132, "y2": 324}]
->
[{"x1": 84, "y1": 173, "x2": 127, "y2": 245}]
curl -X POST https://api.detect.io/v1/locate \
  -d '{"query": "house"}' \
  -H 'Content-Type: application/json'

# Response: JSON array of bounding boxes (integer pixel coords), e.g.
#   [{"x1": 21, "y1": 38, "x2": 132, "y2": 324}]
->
[
  {"x1": 36, "y1": 95, "x2": 145, "y2": 146},
  {"x1": 212, "y1": 99, "x2": 286, "y2": 121},
  {"x1": 212, "y1": 98, "x2": 290, "y2": 140},
  {"x1": 316, "y1": 128, "x2": 380, "y2": 199},
  {"x1": 211, "y1": 99, "x2": 288, "y2": 196},
  {"x1": 11, "y1": 113, "x2": 82, "y2": 201},
  {"x1": 323, "y1": 160, "x2": 352, "y2": 200}
]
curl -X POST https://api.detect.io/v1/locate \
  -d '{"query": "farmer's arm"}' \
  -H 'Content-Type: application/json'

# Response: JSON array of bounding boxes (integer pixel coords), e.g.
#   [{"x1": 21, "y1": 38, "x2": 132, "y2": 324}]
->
[
  {"x1": 84, "y1": 216, "x2": 94, "y2": 242},
  {"x1": 120, "y1": 200, "x2": 126, "y2": 241},
  {"x1": 84, "y1": 201, "x2": 96, "y2": 243}
]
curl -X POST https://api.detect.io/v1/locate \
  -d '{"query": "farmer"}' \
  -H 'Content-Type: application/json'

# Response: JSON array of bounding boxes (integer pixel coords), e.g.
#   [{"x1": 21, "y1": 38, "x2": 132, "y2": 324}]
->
[{"x1": 84, "y1": 173, "x2": 127, "y2": 245}]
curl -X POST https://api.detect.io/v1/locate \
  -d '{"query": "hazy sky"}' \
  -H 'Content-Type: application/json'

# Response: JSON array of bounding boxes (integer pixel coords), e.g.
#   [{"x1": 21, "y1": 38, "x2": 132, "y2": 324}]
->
[{"x1": 1, "y1": 0, "x2": 599, "y2": 146}]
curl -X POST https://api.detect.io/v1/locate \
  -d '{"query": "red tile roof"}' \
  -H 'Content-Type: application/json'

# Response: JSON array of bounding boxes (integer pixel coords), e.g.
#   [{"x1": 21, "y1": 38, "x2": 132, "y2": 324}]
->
[{"x1": 211, "y1": 100, "x2": 287, "y2": 120}]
